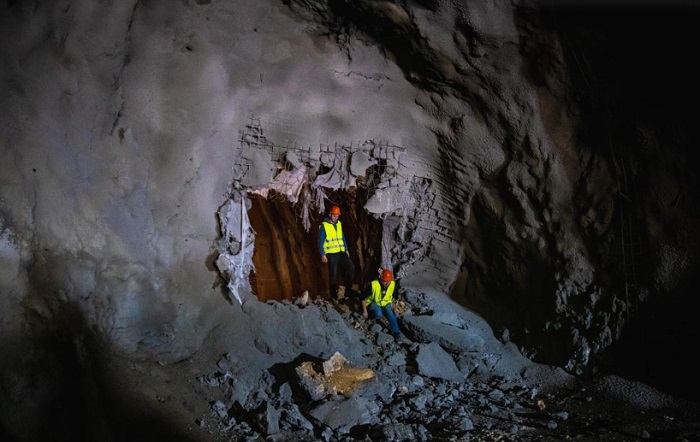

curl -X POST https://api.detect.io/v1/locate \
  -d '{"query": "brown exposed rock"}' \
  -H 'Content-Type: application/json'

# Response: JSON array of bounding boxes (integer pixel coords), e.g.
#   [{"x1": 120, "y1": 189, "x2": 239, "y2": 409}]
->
[{"x1": 296, "y1": 351, "x2": 375, "y2": 400}]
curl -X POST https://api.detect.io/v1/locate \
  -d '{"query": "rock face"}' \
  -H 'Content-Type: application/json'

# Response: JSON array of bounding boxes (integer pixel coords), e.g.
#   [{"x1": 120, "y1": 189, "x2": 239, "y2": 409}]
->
[{"x1": 1, "y1": 0, "x2": 699, "y2": 440}]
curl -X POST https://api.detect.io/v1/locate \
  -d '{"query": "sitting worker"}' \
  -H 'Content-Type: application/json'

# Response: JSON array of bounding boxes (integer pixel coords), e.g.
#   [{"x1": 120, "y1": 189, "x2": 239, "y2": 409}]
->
[{"x1": 361, "y1": 268, "x2": 401, "y2": 339}]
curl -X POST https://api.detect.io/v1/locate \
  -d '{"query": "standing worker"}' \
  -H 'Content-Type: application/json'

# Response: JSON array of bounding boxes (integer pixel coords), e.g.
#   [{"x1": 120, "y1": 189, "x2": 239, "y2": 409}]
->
[
  {"x1": 319, "y1": 205, "x2": 356, "y2": 300},
  {"x1": 361, "y1": 268, "x2": 401, "y2": 339}
]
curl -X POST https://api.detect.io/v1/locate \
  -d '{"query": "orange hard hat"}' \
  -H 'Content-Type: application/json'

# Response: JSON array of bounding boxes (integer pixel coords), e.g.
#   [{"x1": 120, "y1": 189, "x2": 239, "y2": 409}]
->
[
  {"x1": 329, "y1": 206, "x2": 341, "y2": 215},
  {"x1": 380, "y1": 269, "x2": 393, "y2": 282}
]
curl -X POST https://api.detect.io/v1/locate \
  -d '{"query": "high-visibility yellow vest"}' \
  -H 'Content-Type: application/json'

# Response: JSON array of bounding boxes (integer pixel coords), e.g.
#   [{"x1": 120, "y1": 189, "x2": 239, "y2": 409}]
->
[
  {"x1": 366, "y1": 280, "x2": 395, "y2": 307},
  {"x1": 322, "y1": 221, "x2": 346, "y2": 254}
]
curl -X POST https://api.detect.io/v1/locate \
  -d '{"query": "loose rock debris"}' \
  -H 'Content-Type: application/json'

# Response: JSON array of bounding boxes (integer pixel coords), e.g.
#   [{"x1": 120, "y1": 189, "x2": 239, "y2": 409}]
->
[{"x1": 194, "y1": 293, "x2": 700, "y2": 442}]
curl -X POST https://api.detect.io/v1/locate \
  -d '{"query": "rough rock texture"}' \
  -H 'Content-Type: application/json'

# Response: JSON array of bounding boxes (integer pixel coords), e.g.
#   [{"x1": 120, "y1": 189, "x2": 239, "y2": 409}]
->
[{"x1": 1, "y1": 0, "x2": 699, "y2": 441}]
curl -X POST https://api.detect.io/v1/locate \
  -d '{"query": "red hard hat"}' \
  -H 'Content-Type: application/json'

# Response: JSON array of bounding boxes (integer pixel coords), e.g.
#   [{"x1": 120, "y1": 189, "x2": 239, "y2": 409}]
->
[
  {"x1": 380, "y1": 269, "x2": 393, "y2": 282},
  {"x1": 330, "y1": 206, "x2": 341, "y2": 215}
]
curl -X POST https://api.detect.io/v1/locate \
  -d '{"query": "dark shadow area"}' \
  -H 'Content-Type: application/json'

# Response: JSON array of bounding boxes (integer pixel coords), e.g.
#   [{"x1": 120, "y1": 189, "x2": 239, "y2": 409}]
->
[
  {"x1": 0, "y1": 289, "x2": 111, "y2": 442},
  {"x1": 1, "y1": 294, "x2": 201, "y2": 442},
  {"x1": 537, "y1": 2, "x2": 700, "y2": 154},
  {"x1": 90, "y1": 341, "x2": 208, "y2": 442},
  {"x1": 537, "y1": 3, "x2": 700, "y2": 403},
  {"x1": 597, "y1": 272, "x2": 700, "y2": 404}
]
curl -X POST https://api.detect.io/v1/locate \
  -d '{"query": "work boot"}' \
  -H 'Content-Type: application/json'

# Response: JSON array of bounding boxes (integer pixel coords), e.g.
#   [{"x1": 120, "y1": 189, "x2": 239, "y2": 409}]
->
[{"x1": 330, "y1": 284, "x2": 339, "y2": 300}]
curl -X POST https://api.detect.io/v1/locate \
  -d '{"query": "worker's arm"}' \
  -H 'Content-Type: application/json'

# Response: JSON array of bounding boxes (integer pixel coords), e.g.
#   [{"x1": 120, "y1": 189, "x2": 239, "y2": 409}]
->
[
  {"x1": 361, "y1": 283, "x2": 372, "y2": 299},
  {"x1": 342, "y1": 235, "x2": 349, "y2": 255},
  {"x1": 361, "y1": 283, "x2": 372, "y2": 319},
  {"x1": 318, "y1": 224, "x2": 327, "y2": 262}
]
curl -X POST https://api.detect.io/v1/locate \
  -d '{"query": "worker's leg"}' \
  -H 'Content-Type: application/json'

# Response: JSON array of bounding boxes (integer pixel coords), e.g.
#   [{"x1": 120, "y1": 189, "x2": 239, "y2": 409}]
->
[
  {"x1": 326, "y1": 253, "x2": 340, "y2": 299},
  {"x1": 381, "y1": 304, "x2": 401, "y2": 335},
  {"x1": 338, "y1": 252, "x2": 355, "y2": 295},
  {"x1": 366, "y1": 302, "x2": 382, "y2": 319}
]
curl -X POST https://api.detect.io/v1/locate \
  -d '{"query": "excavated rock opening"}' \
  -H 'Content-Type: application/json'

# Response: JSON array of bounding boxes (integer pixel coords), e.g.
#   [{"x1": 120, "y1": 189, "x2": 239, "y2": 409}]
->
[
  {"x1": 247, "y1": 189, "x2": 382, "y2": 302},
  {"x1": 214, "y1": 133, "x2": 423, "y2": 306}
]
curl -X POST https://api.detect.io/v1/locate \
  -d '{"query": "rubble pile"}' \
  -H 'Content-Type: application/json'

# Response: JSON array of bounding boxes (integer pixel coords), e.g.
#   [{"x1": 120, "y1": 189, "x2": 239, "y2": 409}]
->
[{"x1": 192, "y1": 291, "x2": 700, "y2": 441}]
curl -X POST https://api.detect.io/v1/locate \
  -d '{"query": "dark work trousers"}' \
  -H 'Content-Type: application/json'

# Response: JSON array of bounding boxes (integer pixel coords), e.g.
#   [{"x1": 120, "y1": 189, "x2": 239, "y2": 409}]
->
[{"x1": 326, "y1": 252, "x2": 355, "y2": 299}]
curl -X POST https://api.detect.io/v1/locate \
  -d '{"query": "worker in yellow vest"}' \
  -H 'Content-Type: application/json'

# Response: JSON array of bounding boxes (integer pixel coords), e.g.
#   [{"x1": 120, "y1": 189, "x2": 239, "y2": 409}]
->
[
  {"x1": 318, "y1": 205, "x2": 356, "y2": 300},
  {"x1": 361, "y1": 268, "x2": 401, "y2": 340}
]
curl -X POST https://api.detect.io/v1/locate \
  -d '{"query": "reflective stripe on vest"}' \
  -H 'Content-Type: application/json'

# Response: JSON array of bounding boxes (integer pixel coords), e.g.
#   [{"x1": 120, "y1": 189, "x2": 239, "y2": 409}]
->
[
  {"x1": 322, "y1": 221, "x2": 345, "y2": 254},
  {"x1": 367, "y1": 280, "x2": 395, "y2": 307}
]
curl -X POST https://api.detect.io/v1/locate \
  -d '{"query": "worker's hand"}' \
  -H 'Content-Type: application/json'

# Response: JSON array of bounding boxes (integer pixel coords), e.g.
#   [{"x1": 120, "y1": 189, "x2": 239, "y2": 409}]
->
[
  {"x1": 321, "y1": 255, "x2": 327, "y2": 263},
  {"x1": 362, "y1": 308, "x2": 368, "y2": 319}
]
